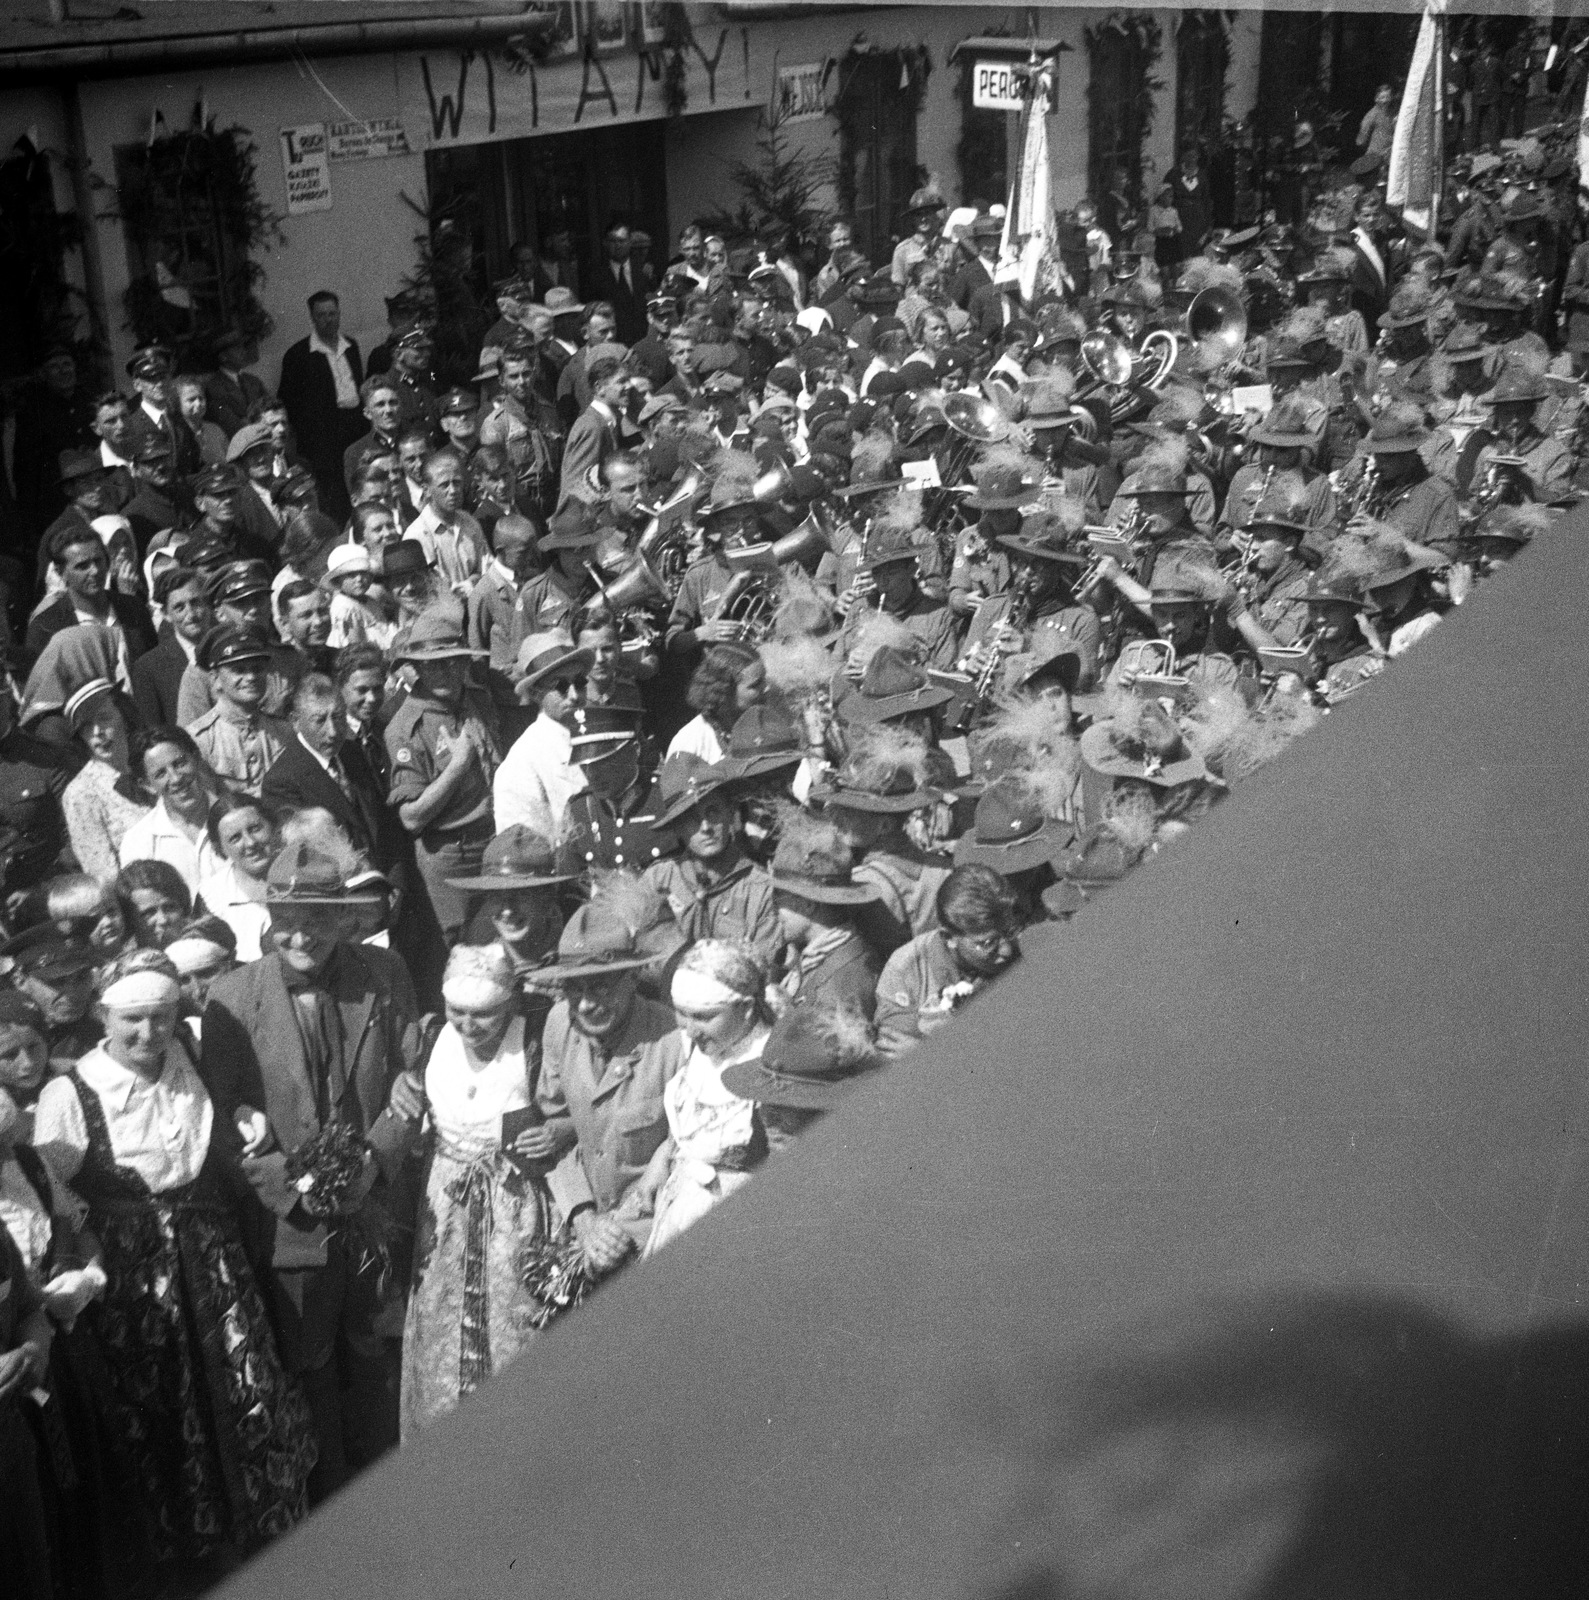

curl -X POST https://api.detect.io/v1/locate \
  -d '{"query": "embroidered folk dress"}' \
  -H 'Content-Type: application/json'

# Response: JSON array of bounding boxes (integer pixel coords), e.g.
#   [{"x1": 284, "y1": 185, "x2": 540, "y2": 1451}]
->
[
  {"x1": 33, "y1": 1040, "x2": 315, "y2": 1561},
  {"x1": 642, "y1": 1026, "x2": 768, "y2": 1259},
  {"x1": 400, "y1": 1016, "x2": 551, "y2": 1440}
]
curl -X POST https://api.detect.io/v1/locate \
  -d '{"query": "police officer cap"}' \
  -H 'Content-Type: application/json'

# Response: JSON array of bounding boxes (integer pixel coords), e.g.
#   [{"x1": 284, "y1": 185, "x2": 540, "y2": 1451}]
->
[
  {"x1": 134, "y1": 432, "x2": 174, "y2": 464},
  {"x1": 393, "y1": 323, "x2": 434, "y2": 352},
  {"x1": 197, "y1": 621, "x2": 273, "y2": 673},
  {"x1": 126, "y1": 343, "x2": 173, "y2": 379},
  {"x1": 205, "y1": 559, "x2": 272, "y2": 607},
  {"x1": 440, "y1": 387, "x2": 478, "y2": 416},
  {"x1": 0, "y1": 925, "x2": 98, "y2": 983},
  {"x1": 192, "y1": 464, "x2": 246, "y2": 500}
]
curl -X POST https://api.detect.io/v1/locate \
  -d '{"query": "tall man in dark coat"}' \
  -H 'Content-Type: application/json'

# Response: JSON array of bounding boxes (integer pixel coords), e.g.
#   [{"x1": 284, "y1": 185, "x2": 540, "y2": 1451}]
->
[
  {"x1": 278, "y1": 290, "x2": 366, "y2": 521},
  {"x1": 589, "y1": 222, "x2": 648, "y2": 344},
  {"x1": 200, "y1": 841, "x2": 423, "y2": 1503}
]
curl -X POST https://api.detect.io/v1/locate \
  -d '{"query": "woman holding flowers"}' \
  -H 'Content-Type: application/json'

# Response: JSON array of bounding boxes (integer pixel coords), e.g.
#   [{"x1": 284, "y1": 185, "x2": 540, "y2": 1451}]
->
[{"x1": 32, "y1": 949, "x2": 315, "y2": 1577}]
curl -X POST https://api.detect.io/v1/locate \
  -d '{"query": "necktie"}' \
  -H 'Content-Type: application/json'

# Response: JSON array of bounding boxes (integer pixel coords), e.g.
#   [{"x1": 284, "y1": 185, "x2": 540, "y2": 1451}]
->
[{"x1": 284, "y1": 979, "x2": 345, "y2": 1121}]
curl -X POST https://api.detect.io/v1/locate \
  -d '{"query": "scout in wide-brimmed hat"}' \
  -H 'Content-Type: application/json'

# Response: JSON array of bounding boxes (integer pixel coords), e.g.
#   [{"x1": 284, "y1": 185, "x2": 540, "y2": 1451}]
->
[
  {"x1": 540, "y1": 500, "x2": 603, "y2": 552},
  {"x1": 811, "y1": 745, "x2": 941, "y2": 814},
  {"x1": 394, "y1": 607, "x2": 486, "y2": 662},
  {"x1": 266, "y1": 840, "x2": 387, "y2": 904},
  {"x1": 838, "y1": 646, "x2": 955, "y2": 727},
  {"x1": 718, "y1": 700, "x2": 807, "y2": 783},
  {"x1": 1377, "y1": 281, "x2": 1437, "y2": 332},
  {"x1": 1112, "y1": 460, "x2": 1196, "y2": 498},
  {"x1": 994, "y1": 509, "x2": 1088, "y2": 569},
  {"x1": 537, "y1": 900, "x2": 655, "y2": 981},
  {"x1": 1355, "y1": 401, "x2": 1430, "y2": 457},
  {"x1": 1040, "y1": 819, "x2": 1145, "y2": 917},
  {"x1": 444, "y1": 824, "x2": 577, "y2": 892},
  {"x1": 1079, "y1": 700, "x2": 1213, "y2": 788},
  {"x1": 1248, "y1": 394, "x2": 1317, "y2": 450},
  {"x1": 964, "y1": 459, "x2": 1043, "y2": 511},
  {"x1": 767, "y1": 815, "x2": 880, "y2": 907},
  {"x1": 651, "y1": 751, "x2": 738, "y2": 832},
  {"x1": 720, "y1": 1004, "x2": 878, "y2": 1111},
  {"x1": 952, "y1": 775, "x2": 1072, "y2": 873}
]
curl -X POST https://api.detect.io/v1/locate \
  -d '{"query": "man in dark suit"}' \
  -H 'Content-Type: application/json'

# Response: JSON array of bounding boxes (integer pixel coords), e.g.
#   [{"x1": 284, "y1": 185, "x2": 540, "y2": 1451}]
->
[
  {"x1": 262, "y1": 673, "x2": 445, "y2": 1002},
  {"x1": 26, "y1": 519, "x2": 156, "y2": 670},
  {"x1": 125, "y1": 344, "x2": 202, "y2": 478},
  {"x1": 202, "y1": 327, "x2": 271, "y2": 439},
  {"x1": 131, "y1": 565, "x2": 213, "y2": 727},
  {"x1": 589, "y1": 222, "x2": 648, "y2": 344},
  {"x1": 950, "y1": 215, "x2": 1002, "y2": 309},
  {"x1": 278, "y1": 290, "x2": 365, "y2": 522},
  {"x1": 1170, "y1": 149, "x2": 1215, "y2": 256},
  {"x1": 200, "y1": 840, "x2": 424, "y2": 1503},
  {"x1": 557, "y1": 353, "x2": 626, "y2": 509}
]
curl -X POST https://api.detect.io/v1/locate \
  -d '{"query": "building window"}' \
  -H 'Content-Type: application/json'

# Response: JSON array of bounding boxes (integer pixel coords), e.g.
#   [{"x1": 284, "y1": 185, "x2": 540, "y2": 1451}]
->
[
  {"x1": 834, "y1": 49, "x2": 925, "y2": 264},
  {"x1": 956, "y1": 51, "x2": 1008, "y2": 210}
]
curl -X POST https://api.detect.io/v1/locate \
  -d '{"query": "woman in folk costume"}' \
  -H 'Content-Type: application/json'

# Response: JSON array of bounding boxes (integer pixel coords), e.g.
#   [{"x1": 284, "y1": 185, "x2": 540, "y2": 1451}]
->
[
  {"x1": 32, "y1": 948, "x2": 315, "y2": 1573},
  {"x1": 636, "y1": 940, "x2": 771, "y2": 1258},
  {"x1": 400, "y1": 944, "x2": 589, "y2": 1438}
]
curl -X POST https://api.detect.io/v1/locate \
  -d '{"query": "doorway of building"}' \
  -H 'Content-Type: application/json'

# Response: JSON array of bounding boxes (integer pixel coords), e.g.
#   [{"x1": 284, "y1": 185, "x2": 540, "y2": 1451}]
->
[
  {"x1": 834, "y1": 52, "x2": 920, "y2": 264},
  {"x1": 425, "y1": 119, "x2": 668, "y2": 302}
]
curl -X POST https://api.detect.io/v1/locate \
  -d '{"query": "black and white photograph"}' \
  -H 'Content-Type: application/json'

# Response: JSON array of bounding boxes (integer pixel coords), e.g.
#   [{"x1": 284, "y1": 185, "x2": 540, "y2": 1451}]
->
[{"x1": 0, "y1": 2, "x2": 1584, "y2": 1598}]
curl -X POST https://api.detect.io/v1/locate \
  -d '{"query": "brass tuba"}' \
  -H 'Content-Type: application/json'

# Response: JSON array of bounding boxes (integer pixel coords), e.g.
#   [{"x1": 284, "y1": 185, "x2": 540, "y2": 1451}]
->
[{"x1": 1186, "y1": 286, "x2": 1249, "y2": 367}]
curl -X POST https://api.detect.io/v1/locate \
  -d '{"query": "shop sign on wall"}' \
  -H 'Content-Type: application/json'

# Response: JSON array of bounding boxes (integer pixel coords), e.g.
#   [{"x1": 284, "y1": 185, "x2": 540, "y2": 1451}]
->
[
  {"x1": 280, "y1": 123, "x2": 333, "y2": 213},
  {"x1": 774, "y1": 62, "x2": 831, "y2": 124},
  {"x1": 328, "y1": 118, "x2": 412, "y2": 161},
  {"x1": 972, "y1": 59, "x2": 1027, "y2": 112}
]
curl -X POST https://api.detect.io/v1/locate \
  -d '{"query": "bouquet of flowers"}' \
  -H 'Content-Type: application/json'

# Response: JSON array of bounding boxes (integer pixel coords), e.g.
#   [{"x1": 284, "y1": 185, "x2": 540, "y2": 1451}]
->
[
  {"x1": 520, "y1": 1235, "x2": 598, "y2": 1331},
  {"x1": 283, "y1": 1119, "x2": 368, "y2": 1219},
  {"x1": 933, "y1": 980, "x2": 978, "y2": 1014}
]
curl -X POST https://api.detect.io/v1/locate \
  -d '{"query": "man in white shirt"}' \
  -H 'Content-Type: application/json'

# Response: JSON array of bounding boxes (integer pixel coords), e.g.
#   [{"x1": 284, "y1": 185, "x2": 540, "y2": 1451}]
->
[
  {"x1": 493, "y1": 634, "x2": 592, "y2": 841},
  {"x1": 278, "y1": 289, "x2": 365, "y2": 519},
  {"x1": 407, "y1": 449, "x2": 489, "y2": 593}
]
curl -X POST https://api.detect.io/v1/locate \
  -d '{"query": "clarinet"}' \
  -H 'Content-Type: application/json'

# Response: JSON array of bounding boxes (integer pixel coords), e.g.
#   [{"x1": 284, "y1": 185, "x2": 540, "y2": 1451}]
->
[{"x1": 971, "y1": 571, "x2": 1038, "y2": 704}]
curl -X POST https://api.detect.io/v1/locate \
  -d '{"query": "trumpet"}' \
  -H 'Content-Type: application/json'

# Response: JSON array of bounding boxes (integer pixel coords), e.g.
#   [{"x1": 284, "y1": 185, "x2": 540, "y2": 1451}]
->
[{"x1": 1074, "y1": 507, "x2": 1145, "y2": 604}]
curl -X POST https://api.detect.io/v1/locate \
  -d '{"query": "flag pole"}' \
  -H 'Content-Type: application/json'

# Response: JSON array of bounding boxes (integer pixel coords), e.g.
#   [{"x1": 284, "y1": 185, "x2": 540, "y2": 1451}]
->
[{"x1": 1433, "y1": 8, "x2": 1446, "y2": 246}]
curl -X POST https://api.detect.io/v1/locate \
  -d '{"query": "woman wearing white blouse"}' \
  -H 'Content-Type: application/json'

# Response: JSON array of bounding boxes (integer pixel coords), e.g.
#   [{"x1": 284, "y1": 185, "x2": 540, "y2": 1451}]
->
[
  {"x1": 398, "y1": 945, "x2": 586, "y2": 1438},
  {"x1": 117, "y1": 727, "x2": 228, "y2": 898},
  {"x1": 635, "y1": 940, "x2": 770, "y2": 1258},
  {"x1": 33, "y1": 950, "x2": 315, "y2": 1571}
]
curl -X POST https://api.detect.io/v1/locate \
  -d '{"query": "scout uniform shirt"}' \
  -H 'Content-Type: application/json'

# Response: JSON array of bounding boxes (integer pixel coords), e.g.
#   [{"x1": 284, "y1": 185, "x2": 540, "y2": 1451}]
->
[
  {"x1": 665, "y1": 552, "x2": 743, "y2": 648},
  {"x1": 384, "y1": 687, "x2": 501, "y2": 837},
  {"x1": 535, "y1": 994, "x2": 689, "y2": 1247},
  {"x1": 642, "y1": 853, "x2": 781, "y2": 970}
]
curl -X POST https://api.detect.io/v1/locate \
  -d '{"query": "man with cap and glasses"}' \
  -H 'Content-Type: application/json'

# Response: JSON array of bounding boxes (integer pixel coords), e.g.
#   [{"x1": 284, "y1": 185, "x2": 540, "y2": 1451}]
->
[
  {"x1": 385, "y1": 610, "x2": 501, "y2": 944},
  {"x1": 531, "y1": 896, "x2": 691, "y2": 1264},
  {"x1": 187, "y1": 623, "x2": 293, "y2": 795},
  {"x1": 200, "y1": 838, "x2": 424, "y2": 1503},
  {"x1": 492, "y1": 631, "x2": 592, "y2": 842}
]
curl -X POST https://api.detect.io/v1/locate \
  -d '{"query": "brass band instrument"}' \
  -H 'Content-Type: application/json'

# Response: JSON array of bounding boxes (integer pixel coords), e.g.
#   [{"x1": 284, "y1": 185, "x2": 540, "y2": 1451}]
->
[
  {"x1": 585, "y1": 553, "x2": 672, "y2": 655},
  {"x1": 710, "y1": 569, "x2": 778, "y2": 643},
  {"x1": 939, "y1": 392, "x2": 1010, "y2": 488},
  {"x1": 1074, "y1": 507, "x2": 1146, "y2": 604},
  {"x1": 1186, "y1": 286, "x2": 1249, "y2": 367},
  {"x1": 1346, "y1": 455, "x2": 1382, "y2": 520}
]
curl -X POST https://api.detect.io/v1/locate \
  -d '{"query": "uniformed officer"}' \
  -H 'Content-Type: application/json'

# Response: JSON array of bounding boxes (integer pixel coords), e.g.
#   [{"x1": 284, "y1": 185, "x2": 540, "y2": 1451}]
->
[
  {"x1": 388, "y1": 324, "x2": 440, "y2": 433},
  {"x1": 186, "y1": 623, "x2": 293, "y2": 796},
  {"x1": 176, "y1": 558, "x2": 307, "y2": 722},
  {"x1": 126, "y1": 344, "x2": 202, "y2": 478},
  {"x1": 515, "y1": 501, "x2": 602, "y2": 640},
  {"x1": 0, "y1": 926, "x2": 101, "y2": 1060},
  {"x1": 385, "y1": 608, "x2": 501, "y2": 943}
]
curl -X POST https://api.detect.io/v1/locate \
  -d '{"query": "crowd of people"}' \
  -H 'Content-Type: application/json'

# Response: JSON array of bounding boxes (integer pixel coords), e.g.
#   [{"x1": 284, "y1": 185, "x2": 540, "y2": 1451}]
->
[{"x1": 0, "y1": 77, "x2": 1583, "y2": 1598}]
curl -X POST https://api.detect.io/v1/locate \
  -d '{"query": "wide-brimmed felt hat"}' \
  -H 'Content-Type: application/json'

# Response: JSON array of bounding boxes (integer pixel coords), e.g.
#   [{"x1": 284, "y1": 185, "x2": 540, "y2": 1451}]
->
[
  {"x1": 542, "y1": 287, "x2": 585, "y2": 317},
  {"x1": 1113, "y1": 463, "x2": 1194, "y2": 496},
  {"x1": 1452, "y1": 277, "x2": 1529, "y2": 314},
  {"x1": 1246, "y1": 471, "x2": 1313, "y2": 535},
  {"x1": 1013, "y1": 636, "x2": 1084, "y2": 694},
  {"x1": 811, "y1": 751, "x2": 940, "y2": 813},
  {"x1": 966, "y1": 461, "x2": 1043, "y2": 511},
  {"x1": 1377, "y1": 284, "x2": 1437, "y2": 331},
  {"x1": 1057, "y1": 820, "x2": 1140, "y2": 891},
  {"x1": 952, "y1": 776, "x2": 1072, "y2": 873},
  {"x1": 720, "y1": 700, "x2": 806, "y2": 781},
  {"x1": 1303, "y1": 567, "x2": 1367, "y2": 607},
  {"x1": 861, "y1": 524, "x2": 921, "y2": 570},
  {"x1": 395, "y1": 607, "x2": 486, "y2": 662},
  {"x1": 538, "y1": 901, "x2": 655, "y2": 980},
  {"x1": 995, "y1": 514, "x2": 1088, "y2": 568},
  {"x1": 58, "y1": 449, "x2": 110, "y2": 485},
  {"x1": 899, "y1": 197, "x2": 948, "y2": 231},
  {"x1": 1439, "y1": 321, "x2": 1492, "y2": 360},
  {"x1": 652, "y1": 751, "x2": 737, "y2": 831},
  {"x1": 1079, "y1": 711, "x2": 1212, "y2": 788},
  {"x1": 1356, "y1": 407, "x2": 1429, "y2": 455},
  {"x1": 720, "y1": 1006, "x2": 877, "y2": 1109},
  {"x1": 267, "y1": 841, "x2": 386, "y2": 905},
  {"x1": 1485, "y1": 366, "x2": 1548, "y2": 405},
  {"x1": 1248, "y1": 395, "x2": 1316, "y2": 448},
  {"x1": 540, "y1": 501, "x2": 603, "y2": 551},
  {"x1": 445, "y1": 823, "x2": 577, "y2": 891},
  {"x1": 767, "y1": 831, "x2": 879, "y2": 906},
  {"x1": 840, "y1": 646, "x2": 955, "y2": 725}
]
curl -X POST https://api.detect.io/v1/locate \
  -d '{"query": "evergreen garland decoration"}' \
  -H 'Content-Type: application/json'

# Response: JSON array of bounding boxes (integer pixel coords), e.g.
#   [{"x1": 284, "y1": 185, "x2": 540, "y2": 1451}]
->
[
  {"x1": 112, "y1": 122, "x2": 282, "y2": 363},
  {"x1": 394, "y1": 190, "x2": 493, "y2": 391},
  {"x1": 700, "y1": 118, "x2": 837, "y2": 256},
  {"x1": 1084, "y1": 12, "x2": 1165, "y2": 211}
]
